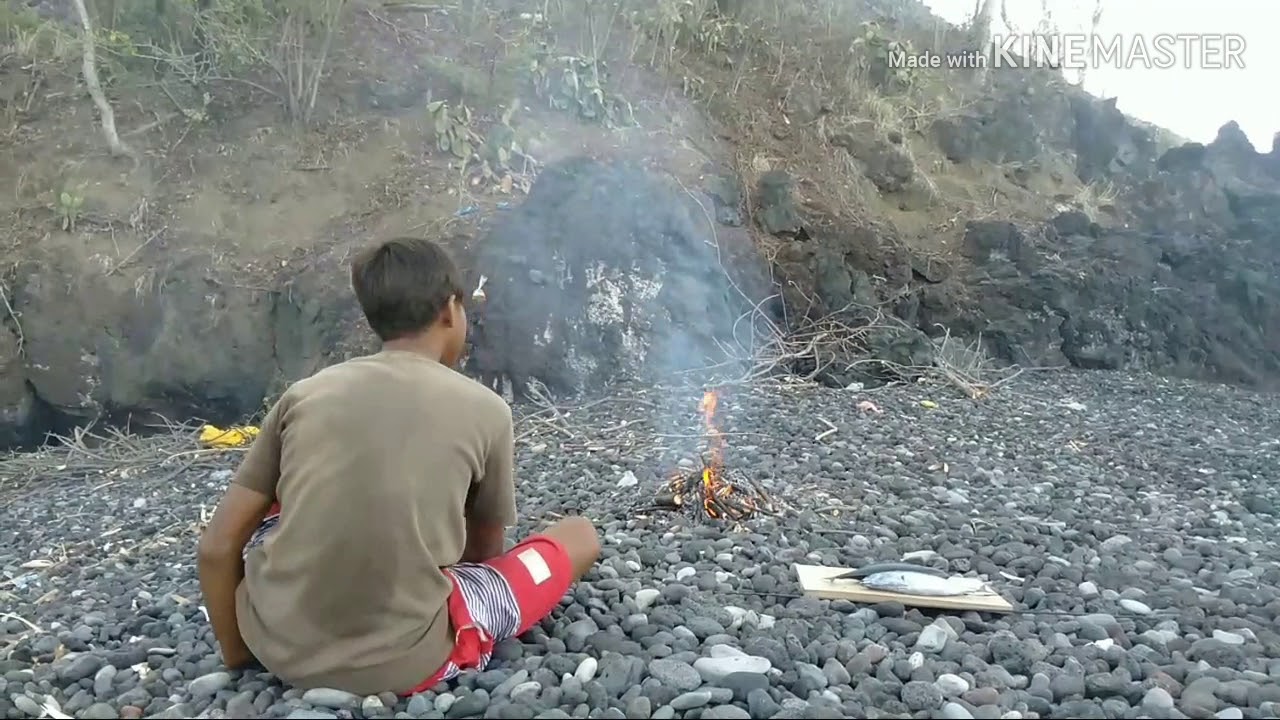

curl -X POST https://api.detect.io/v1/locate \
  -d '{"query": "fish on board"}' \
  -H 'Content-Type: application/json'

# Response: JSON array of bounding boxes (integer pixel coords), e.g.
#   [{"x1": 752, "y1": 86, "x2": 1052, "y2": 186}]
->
[
  {"x1": 830, "y1": 562, "x2": 949, "y2": 581},
  {"x1": 857, "y1": 571, "x2": 994, "y2": 597}
]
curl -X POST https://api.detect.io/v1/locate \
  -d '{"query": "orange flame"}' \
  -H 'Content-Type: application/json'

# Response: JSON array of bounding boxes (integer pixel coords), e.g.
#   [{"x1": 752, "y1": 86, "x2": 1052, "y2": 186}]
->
[{"x1": 699, "y1": 390, "x2": 725, "y2": 518}]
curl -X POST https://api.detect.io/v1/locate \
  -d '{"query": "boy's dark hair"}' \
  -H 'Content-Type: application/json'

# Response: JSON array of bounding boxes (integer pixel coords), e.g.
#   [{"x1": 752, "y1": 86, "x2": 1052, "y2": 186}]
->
[{"x1": 350, "y1": 236, "x2": 464, "y2": 341}]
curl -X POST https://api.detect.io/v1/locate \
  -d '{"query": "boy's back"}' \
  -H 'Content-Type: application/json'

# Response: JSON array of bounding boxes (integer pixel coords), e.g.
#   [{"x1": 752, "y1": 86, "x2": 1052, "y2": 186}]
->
[
  {"x1": 199, "y1": 236, "x2": 598, "y2": 696},
  {"x1": 233, "y1": 349, "x2": 515, "y2": 693}
]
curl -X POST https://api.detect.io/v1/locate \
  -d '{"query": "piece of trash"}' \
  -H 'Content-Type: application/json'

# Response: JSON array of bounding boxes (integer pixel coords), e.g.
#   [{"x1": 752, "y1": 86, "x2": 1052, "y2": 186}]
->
[
  {"x1": 455, "y1": 205, "x2": 478, "y2": 217},
  {"x1": 617, "y1": 470, "x2": 639, "y2": 488},
  {"x1": 1060, "y1": 400, "x2": 1087, "y2": 411},
  {"x1": 920, "y1": 400, "x2": 938, "y2": 409},
  {"x1": 856, "y1": 400, "x2": 882, "y2": 414},
  {"x1": 199, "y1": 425, "x2": 259, "y2": 448},
  {"x1": 844, "y1": 381, "x2": 865, "y2": 391},
  {"x1": 8, "y1": 573, "x2": 37, "y2": 590},
  {"x1": 198, "y1": 605, "x2": 210, "y2": 622},
  {"x1": 472, "y1": 274, "x2": 488, "y2": 301},
  {"x1": 20, "y1": 559, "x2": 54, "y2": 569}
]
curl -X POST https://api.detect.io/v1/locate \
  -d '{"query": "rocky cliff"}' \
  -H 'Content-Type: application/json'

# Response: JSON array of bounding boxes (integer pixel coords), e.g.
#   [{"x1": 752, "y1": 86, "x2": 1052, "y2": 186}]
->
[
  {"x1": 766, "y1": 117, "x2": 1280, "y2": 389},
  {"x1": 1, "y1": 0, "x2": 1277, "y2": 449}
]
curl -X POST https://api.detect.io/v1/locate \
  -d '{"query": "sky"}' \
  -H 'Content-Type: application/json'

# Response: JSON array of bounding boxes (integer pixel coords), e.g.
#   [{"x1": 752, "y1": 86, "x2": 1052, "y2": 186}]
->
[{"x1": 918, "y1": 0, "x2": 1276, "y2": 151}]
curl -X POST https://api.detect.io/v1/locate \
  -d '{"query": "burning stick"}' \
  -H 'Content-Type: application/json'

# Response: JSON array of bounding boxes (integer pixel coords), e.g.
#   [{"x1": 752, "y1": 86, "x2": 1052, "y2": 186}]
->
[
  {"x1": 659, "y1": 463, "x2": 774, "y2": 522},
  {"x1": 654, "y1": 389, "x2": 776, "y2": 522}
]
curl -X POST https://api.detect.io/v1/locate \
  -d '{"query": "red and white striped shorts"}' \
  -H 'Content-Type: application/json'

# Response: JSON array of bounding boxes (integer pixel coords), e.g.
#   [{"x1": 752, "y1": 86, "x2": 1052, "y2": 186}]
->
[{"x1": 246, "y1": 503, "x2": 574, "y2": 695}]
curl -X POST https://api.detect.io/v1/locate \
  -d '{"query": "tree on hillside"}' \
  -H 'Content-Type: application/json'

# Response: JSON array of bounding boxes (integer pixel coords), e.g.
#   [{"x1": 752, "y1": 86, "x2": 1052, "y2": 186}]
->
[
  {"x1": 969, "y1": 0, "x2": 999, "y2": 80},
  {"x1": 70, "y1": 0, "x2": 134, "y2": 158},
  {"x1": 1080, "y1": 0, "x2": 1104, "y2": 86},
  {"x1": 977, "y1": 0, "x2": 1106, "y2": 85}
]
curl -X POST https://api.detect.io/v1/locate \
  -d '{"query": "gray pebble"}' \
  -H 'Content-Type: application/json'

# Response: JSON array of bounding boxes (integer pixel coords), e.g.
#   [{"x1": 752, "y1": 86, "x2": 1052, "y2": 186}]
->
[
  {"x1": 302, "y1": 688, "x2": 361, "y2": 709},
  {"x1": 670, "y1": 690, "x2": 713, "y2": 710},
  {"x1": 188, "y1": 671, "x2": 232, "y2": 697}
]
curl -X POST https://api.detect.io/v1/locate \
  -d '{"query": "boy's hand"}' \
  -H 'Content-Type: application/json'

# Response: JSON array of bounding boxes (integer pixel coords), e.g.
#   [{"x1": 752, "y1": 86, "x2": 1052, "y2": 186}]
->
[
  {"x1": 198, "y1": 484, "x2": 274, "y2": 675},
  {"x1": 220, "y1": 641, "x2": 258, "y2": 670}
]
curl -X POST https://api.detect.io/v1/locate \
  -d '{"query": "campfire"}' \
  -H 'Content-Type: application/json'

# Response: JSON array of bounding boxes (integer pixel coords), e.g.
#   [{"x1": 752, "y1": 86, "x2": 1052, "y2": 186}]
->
[{"x1": 656, "y1": 389, "x2": 774, "y2": 522}]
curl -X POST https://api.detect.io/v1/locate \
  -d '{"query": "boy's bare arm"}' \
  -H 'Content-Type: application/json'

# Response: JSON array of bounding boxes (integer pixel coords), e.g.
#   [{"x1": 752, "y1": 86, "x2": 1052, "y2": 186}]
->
[
  {"x1": 198, "y1": 484, "x2": 272, "y2": 668},
  {"x1": 463, "y1": 406, "x2": 517, "y2": 562},
  {"x1": 198, "y1": 399, "x2": 286, "y2": 669},
  {"x1": 462, "y1": 517, "x2": 507, "y2": 563}
]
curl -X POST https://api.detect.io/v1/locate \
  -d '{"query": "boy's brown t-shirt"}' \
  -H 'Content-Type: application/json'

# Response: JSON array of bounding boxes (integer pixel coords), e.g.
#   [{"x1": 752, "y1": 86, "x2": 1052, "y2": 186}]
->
[{"x1": 231, "y1": 350, "x2": 517, "y2": 695}]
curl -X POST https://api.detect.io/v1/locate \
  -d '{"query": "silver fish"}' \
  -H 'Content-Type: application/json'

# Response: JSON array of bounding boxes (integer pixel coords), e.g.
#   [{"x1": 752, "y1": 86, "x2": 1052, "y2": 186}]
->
[
  {"x1": 834, "y1": 562, "x2": 949, "y2": 580},
  {"x1": 859, "y1": 571, "x2": 993, "y2": 597}
]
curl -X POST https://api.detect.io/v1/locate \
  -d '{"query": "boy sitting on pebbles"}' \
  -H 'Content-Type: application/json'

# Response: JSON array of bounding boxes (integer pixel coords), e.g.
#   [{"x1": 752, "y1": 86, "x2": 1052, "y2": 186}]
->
[{"x1": 198, "y1": 236, "x2": 601, "y2": 695}]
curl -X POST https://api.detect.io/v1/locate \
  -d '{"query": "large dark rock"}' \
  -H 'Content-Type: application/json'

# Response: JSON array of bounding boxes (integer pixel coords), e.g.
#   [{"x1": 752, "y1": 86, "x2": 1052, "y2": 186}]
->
[
  {"x1": 828, "y1": 122, "x2": 915, "y2": 193},
  {"x1": 1071, "y1": 95, "x2": 1159, "y2": 182},
  {"x1": 787, "y1": 116, "x2": 1280, "y2": 388},
  {"x1": 464, "y1": 156, "x2": 762, "y2": 398},
  {"x1": 0, "y1": 241, "x2": 364, "y2": 449},
  {"x1": 931, "y1": 70, "x2": 1074, "y2": 167},
  {"x1": 755, "y1": 170, "x2": 802, "y2": 236},
  {"x1": 924, "y1": 194, "x2": 1280, "y2": 384}
]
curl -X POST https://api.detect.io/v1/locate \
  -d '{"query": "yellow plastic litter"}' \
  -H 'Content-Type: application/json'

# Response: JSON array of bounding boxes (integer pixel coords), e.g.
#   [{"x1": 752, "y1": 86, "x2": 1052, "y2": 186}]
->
[
  {"x1": 199, "y1": 424, "x2": 260, "y2": 448},
  {"x1": 920, "y1": 400, "x2": 938, "y2": 409}
]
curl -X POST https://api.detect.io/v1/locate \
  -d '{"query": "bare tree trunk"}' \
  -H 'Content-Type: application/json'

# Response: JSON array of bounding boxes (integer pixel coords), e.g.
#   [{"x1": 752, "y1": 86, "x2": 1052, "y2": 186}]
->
[
  {"x1": 302, "y1": 0, "x2": 346, "y2": 125},
  {"x1": 71, "y1": 0, "x2": 134, "y2": 158},
  {"x1": 1078, "y1": 0, "x2": 1104, "y2": 86},
  {"x1": 971, "y1": 0, "x2": 999, "y2": 81}
]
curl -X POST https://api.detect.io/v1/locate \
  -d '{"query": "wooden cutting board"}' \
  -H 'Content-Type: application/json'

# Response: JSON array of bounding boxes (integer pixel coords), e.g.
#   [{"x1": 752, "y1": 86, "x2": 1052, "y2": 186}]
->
[{"x1": 794, "y1": 564, "x2": 1014, "y2": 613}]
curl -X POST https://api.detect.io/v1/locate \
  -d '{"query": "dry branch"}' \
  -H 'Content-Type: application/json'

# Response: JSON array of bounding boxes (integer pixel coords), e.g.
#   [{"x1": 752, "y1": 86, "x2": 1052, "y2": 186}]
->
[
  {"x1": 70, "y1": 0, "x2": 134, "y2": 159},
  {"x1": 275, "y1": 0, "x2": 347, "y2": 125}
]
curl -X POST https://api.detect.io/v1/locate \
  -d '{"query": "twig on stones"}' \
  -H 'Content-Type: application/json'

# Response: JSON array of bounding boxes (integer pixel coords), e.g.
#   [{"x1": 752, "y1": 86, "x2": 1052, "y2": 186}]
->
[
  {"x1": 0, "y1": 612, "x2": 43, "y2": 633},
  {"x1": 524, "y1": 381, "x2": 579, "y2": 436},
  {"x1": 814, "y1": 417, "x2": 838, "y2": 442},
  {"x1": 737, "y1": 303, "x2": 892, "y2": 384},
  {"x1": 533, "y1": 416, "x2": 576, "y2": 440},
  {"x1": 930, "y1": 325, "x2": 1000, "y2": 399}
]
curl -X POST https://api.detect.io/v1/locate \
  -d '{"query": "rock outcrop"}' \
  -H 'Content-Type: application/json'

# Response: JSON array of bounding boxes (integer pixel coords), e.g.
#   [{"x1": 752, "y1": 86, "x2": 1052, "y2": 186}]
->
[
  {"x1": 772, "y1": 118, "x2": 1280, "y2": 389},
  {"x1": 0, "y1": 242, "x2": 362, "y2": 448},
  {"x1": 464, "y1": 157, "x2": 765, "y2": 398}
]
